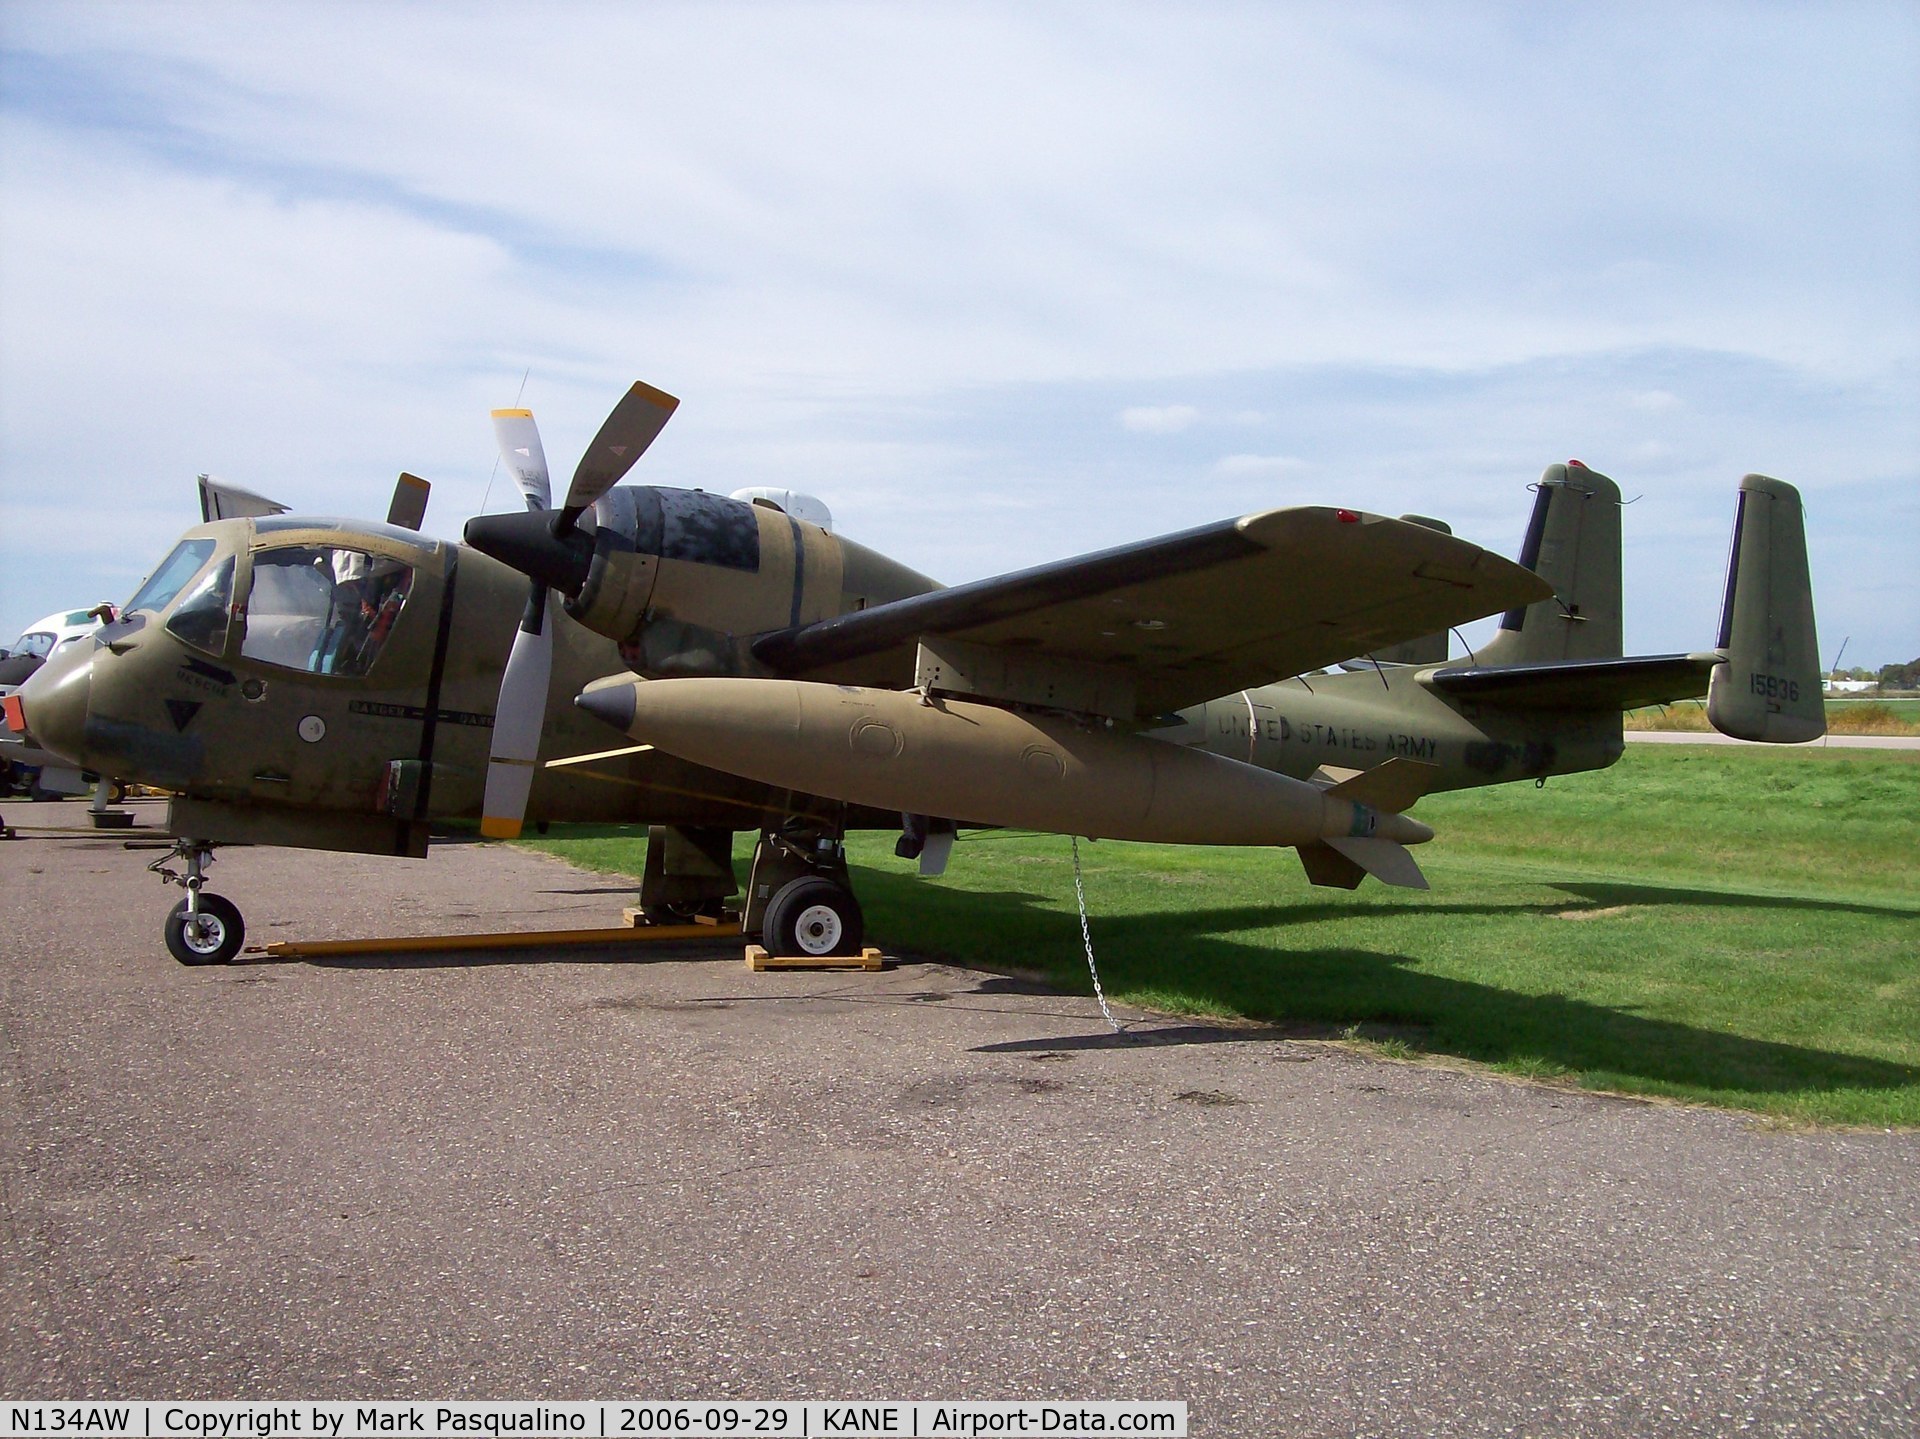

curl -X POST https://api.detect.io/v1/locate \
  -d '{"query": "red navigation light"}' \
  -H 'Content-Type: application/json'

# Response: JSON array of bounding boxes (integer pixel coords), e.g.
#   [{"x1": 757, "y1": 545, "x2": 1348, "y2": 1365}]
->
[
  {"x1": 1567, "y1": 458, "x2": 1587, "y2": 469},
  {"x1": 1335, "y1": 509, "x2": 1360, "y2": 523}
]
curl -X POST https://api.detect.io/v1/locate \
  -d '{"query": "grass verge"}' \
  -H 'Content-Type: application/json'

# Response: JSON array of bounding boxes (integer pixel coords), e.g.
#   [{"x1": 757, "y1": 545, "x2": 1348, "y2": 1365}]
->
[
  {"x1": 522, "y1": 746, "x2": 1920, "y2": 1126},
  {"x1": 1628, "y1": 698, "x2": 1920, "y2": 734}
]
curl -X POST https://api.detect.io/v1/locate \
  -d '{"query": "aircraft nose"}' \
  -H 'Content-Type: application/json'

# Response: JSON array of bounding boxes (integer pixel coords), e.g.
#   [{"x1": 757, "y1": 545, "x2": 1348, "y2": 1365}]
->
[{"x1": 12, "y1": 641, "x2": 94, "y2": 765}]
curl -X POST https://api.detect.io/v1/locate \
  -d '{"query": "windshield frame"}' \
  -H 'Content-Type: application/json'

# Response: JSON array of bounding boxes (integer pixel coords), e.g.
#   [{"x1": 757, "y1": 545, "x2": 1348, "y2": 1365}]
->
[{"x1": 124, "y1": 539, "x2": 218, "y2": 619}]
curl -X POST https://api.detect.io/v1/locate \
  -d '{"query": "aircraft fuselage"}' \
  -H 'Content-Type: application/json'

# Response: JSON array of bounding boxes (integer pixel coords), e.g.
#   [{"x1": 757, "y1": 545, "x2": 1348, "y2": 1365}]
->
[{"x1": 1166, "y1": 665, "x2": 1623, "y2": 792}]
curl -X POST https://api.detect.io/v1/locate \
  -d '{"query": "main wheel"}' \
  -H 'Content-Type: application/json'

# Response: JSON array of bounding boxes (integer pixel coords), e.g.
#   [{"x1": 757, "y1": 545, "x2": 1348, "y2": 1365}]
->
[
  {"x1": 164, "y1": 893, "x2": 245, "y2": 966},
  {"x1": 761, "y1": 875, "x2": 864, "y2": 958}
]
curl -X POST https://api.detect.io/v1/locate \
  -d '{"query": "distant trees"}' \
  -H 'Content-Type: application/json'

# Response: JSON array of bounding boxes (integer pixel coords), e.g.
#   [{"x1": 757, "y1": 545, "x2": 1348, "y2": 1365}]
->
[{"x1": 1878, "y1": 658, "x2": 1920, "y2": 690}]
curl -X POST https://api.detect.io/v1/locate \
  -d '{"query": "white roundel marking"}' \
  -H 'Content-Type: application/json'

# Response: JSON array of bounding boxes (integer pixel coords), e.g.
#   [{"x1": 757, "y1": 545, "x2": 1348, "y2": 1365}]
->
[{"x1": 298, "y1": 715, "x2": 327, "y2": 743}]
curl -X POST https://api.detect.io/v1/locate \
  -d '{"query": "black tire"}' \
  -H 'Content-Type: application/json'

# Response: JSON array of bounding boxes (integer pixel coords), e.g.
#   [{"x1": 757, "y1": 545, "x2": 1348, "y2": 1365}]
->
[
  {"x1": 761, "y1": 874, "x2": 864, "y2": 958},
  {"x1": 164, "y1": 894, "x2": 245, "y2": 966}
]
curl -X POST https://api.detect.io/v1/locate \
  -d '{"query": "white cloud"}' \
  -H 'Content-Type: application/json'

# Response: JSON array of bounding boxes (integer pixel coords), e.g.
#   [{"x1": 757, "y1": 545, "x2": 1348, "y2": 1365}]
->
[
  {"x1": 1120, "y1": 405, "x2": 1199, "y2": 434},
  {"x1": 0, "y1": 2, "x2": 1915, "y2": 661}
]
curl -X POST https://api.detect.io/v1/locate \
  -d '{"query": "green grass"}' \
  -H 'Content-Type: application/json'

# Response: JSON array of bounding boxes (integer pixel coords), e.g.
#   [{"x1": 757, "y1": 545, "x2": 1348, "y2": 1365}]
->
[
  {"x1": 522, "y1": 746, "x2": 1920, "y2": 1127},
  {"x1": 1830, "y1": 697, "x2": 1920, "y2": 718},
  {"x1": 1628, "y1": 696, "x2": 1920, "y2": 733}
]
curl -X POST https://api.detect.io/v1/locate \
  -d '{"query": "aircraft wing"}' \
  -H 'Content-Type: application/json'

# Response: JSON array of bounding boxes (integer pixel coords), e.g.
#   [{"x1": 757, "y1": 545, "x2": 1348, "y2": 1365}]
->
[
  {"x1": 1419, "y1": 652, "x2": 1722, "y2": 711},
  {"x1": 752, "y1": 507, "x2": 1552, "y2": 716}
]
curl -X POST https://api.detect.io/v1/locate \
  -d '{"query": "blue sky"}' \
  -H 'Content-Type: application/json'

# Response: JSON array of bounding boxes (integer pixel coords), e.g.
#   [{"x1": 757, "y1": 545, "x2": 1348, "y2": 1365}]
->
[{"x1": 2, "y1": 1, "x2": 1915, "y2": 665}]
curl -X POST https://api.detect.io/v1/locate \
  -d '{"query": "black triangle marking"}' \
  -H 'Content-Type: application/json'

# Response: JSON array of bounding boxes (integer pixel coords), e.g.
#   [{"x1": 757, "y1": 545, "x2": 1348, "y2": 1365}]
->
[{"x1": 165, "y1": 699, "x2": 202, "y2": 733}]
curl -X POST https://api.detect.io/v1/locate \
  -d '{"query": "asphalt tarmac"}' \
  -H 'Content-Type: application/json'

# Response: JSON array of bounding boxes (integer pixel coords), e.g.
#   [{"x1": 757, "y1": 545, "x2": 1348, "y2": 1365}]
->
[
  {"x1": 1624, "y1": 731, "x2": 1920, "y2": 750},
  {"x1": 2, "y1": 801, "x2": 1915, "y2": 1435}
]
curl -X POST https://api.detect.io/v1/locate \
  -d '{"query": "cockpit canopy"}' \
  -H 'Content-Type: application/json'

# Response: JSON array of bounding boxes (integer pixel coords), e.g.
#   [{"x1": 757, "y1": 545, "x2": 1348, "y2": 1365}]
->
[
  {"x1": 126, "y1": 530, "x2": 423, "y2": 679},
  {"x1": 239, "y1": 545, "x2": 414, "y2": 676}
]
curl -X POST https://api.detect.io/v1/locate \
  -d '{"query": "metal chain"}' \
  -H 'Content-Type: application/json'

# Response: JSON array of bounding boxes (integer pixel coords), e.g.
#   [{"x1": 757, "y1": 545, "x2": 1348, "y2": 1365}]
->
[{"x1": 1071, "y1": 835, "x2": 1123, "y2": 1034}]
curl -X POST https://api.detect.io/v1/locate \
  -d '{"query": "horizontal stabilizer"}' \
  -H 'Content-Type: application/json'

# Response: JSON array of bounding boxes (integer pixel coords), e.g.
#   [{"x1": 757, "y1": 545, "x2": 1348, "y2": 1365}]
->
[
  {"x1": 1325, "y1": 835, "x2": 1429, "y2": 890},
  {"x1": 1420, "y1": 653, "x2": 1719, "y2": 712}
]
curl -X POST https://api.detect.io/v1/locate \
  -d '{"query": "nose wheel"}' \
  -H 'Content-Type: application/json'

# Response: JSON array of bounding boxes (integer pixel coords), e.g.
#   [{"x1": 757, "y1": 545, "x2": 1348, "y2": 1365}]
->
[
  {"x1": 164, "y1": 892, "x2": 246, "y2": 966},
  {"x1": 149, "y1": 839, "x2": 246, "y2": 965}
]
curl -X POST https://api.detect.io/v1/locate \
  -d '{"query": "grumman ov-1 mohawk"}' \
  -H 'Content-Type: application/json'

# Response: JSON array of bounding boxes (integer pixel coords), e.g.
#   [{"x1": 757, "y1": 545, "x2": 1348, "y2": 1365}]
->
[{"x1": 7, "y1": 379, "x2": 1821, "y2": 966}]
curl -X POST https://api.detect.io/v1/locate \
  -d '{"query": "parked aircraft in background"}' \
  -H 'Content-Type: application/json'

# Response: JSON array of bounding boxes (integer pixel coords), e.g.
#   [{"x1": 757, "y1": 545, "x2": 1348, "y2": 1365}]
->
[{"x1": 2, "y1": 607, "x2": 111, "y2": 800}]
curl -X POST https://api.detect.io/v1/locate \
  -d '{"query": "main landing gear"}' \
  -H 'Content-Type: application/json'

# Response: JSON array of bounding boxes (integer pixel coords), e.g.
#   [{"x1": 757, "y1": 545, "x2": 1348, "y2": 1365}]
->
[
  {"x1": 744, "y1": 819, "x2": 865, "y2": 959},
  {"x1": 149, "y1": 839, "x2": 246, "y2": 966},
  {"x1": 636, "y1": 818, "x2": 867, "y2": 957}
]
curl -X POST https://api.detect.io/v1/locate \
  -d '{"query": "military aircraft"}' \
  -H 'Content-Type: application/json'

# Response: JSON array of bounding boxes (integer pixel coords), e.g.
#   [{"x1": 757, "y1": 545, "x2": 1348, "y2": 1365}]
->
[{"x1": 7, "y1": 379, "x2": 1820, "y2": 965}]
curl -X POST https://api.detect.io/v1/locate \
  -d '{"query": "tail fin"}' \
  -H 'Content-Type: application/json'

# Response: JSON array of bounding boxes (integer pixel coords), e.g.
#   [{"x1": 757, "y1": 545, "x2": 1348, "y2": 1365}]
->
[
  {"x1": 1297, "y1": 758, "x2": 1438, "y2": 891},
  {"x1": 1476, "y1": 462, "x2": 1622, "y2": 666},
  {"x1": 1706, "y1": 475, "x2": 1823, "y2": 743}
]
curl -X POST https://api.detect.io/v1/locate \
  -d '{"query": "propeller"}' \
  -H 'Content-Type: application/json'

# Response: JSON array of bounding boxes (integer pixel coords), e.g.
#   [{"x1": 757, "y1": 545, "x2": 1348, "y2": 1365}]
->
[{"x1": 478, "y1": 381, "x2": 680, "y2": 839}]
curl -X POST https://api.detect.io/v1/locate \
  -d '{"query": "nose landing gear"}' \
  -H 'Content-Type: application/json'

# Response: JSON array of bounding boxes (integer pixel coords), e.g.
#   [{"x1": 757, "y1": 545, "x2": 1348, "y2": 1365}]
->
[{"x1": 149, "y1": 839, "x2": 246, "y2": 965}]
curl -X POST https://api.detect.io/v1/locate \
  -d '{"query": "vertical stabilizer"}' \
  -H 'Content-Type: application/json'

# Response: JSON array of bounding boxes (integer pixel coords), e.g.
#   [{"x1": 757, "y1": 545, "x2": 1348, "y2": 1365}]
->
[
  {"x1": 1706, "y1": 475, "x2": 1823, "y2": 743},
  {"x1": 1477, "y1": 463, "x2": 1623, "y2": 666}
]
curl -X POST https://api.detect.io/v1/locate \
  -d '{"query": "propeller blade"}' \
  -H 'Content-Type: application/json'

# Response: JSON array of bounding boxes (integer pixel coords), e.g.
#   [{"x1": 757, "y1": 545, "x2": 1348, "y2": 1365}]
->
[
  {"x1": 559, "y1": 380, "x2": 679, "y2": 520},
  {"x1": 491, "y1": 408, "x2": 552, "y2": 510},
  {"x1": 387, "y1": 472, "x2": 431, "y2": 531},
  {"x1": 480, "y1": 591, "x2": 554, "y2": 840}
]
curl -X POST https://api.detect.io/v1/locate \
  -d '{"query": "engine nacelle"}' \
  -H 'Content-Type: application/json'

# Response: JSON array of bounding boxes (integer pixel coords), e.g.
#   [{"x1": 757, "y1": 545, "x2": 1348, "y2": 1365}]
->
[{"x1": 464, "y1": 485, "x2": 937, "y2": 680}]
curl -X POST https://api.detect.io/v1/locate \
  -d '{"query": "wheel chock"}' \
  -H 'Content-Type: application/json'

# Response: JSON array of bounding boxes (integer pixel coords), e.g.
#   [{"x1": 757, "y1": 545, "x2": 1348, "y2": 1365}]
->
[
  {"x1": 620, "y1": 907, "x2": 739, "y2": 928},
  {"x1": 745, "y1": 944, "x2": 885, "y2": 972}
]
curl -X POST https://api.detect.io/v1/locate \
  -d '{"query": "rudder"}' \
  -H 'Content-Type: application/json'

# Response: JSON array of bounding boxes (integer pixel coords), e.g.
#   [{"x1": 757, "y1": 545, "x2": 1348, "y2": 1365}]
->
[{"x1": 1707, "y1": 475, "x2": 1824, "y2": 743}]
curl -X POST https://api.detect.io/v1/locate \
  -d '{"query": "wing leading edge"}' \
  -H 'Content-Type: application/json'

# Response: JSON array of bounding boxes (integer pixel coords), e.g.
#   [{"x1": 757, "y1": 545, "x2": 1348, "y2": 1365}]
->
[{"x1": 753, "y1": 507, "x2": 1551, "y2": 718}]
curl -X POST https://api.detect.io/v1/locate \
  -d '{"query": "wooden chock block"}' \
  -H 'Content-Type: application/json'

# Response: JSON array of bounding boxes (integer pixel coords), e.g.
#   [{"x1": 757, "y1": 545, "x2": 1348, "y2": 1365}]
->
[{"x1": 745, "y1": 944, "x2": 885, "y2": 972}]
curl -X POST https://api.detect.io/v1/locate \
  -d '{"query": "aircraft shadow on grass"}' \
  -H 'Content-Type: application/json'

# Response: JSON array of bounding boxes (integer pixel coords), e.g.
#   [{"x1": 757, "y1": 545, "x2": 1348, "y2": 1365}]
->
[
  {"x1": 847, "y1": 870, "x2": 1918, "y2": 1099},
  {"x1": 277, "y1": 856, "x2": 1916, "y2": 1100}
]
